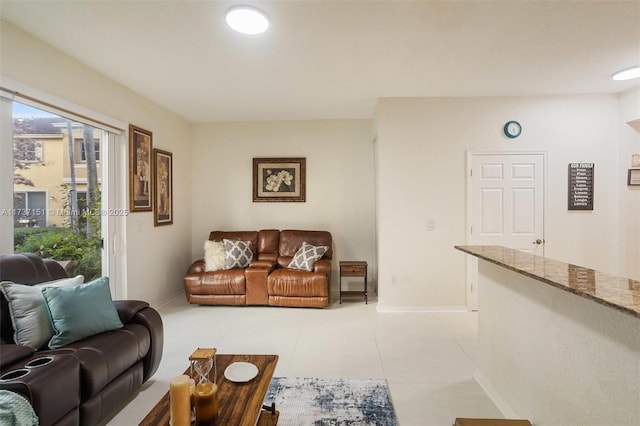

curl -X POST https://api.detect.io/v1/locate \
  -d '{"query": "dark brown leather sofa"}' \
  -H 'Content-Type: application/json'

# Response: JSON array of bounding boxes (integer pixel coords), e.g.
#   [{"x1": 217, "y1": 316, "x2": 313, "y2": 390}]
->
[
  {"x1": 184, "y1": 229, "x2": 332, "y2": 308},
  {"x1": 0, "y1": 253, "x2": 163, "y2": 426}
]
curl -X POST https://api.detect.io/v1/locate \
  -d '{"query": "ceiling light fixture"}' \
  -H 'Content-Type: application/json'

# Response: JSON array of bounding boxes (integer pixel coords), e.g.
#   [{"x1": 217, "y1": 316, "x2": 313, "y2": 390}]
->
[
  {"x1": 225, "y1": 5, "x2": 269, "y2": 35},
  {"x1": 612, "y1": 66, "x2": 640, "y2": 81}
]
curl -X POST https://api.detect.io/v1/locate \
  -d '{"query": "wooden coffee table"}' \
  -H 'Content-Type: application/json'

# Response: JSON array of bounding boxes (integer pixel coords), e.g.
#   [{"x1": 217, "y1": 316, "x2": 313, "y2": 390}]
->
[{"x1": 139, "y1": 354, "x2": 279, "y2": 426}]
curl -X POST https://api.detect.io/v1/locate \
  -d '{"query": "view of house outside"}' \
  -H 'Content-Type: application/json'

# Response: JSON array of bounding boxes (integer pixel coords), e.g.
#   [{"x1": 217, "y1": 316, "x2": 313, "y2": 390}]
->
[{"x1": 12, "y1": 102, "x2": 103, "y2": 281}]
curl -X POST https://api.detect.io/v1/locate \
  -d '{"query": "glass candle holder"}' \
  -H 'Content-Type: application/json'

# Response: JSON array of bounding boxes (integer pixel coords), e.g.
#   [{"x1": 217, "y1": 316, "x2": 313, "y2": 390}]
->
[{"x1": 194, "y1": 381, "x2": 219, "y2": 426}]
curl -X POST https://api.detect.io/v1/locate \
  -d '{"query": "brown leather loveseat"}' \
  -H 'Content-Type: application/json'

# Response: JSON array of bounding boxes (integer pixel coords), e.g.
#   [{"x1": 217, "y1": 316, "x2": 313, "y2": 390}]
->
[
  {"x1": 0, "y1": 253, "x2": 163, "y2": 426},
  {"x1": 184, "y1": 229, "x2": 332, "y2": 308}
]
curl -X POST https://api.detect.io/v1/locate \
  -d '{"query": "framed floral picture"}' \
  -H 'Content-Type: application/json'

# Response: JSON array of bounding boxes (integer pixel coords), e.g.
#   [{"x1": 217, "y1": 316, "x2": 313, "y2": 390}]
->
[
  {"x1": 129, "y1": 125, "x2": 153, "y2": 212},
  {"x1": 153, "y1": 149, "x2": 173, "y2": 226},
  {"x1": 253, "y1": 157, "x2": 306, "y2": 202}
]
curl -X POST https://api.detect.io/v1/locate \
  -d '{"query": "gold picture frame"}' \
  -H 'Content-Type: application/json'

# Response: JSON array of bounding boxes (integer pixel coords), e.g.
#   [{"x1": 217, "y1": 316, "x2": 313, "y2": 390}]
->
[
  {"x1": 153, "y1": 149, "x2": 173, "y2": 226},
  {"x1": 129, "y1": 125, "x2": 153, "y2": 212},
  {"x1": 253, "y1": 157, "x2": 306, "y2": 202}
]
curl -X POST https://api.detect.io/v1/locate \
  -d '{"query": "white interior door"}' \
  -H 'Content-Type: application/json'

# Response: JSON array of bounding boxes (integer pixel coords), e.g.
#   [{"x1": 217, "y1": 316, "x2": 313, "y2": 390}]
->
[{"x1": 467, "y1": 152, "x2": 545, "y2": 309}]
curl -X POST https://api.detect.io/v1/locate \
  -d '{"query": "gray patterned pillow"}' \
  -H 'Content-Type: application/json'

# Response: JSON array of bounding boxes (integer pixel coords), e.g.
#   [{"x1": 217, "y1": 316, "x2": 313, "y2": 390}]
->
[
  {"x1": 288, "y1": 241, "x2": 329, "y2": 271},
  {"x1": 223, "y1": 239, "x2": 253, "y2": 269}
]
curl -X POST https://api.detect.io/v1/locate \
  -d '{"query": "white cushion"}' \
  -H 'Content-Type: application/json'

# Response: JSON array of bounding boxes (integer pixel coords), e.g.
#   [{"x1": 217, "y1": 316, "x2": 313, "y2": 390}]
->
[
  {"x1": 34, "y1": 275, "x2": 85, "y2": 289},
  {"x1": 204, "y1": 240, "x2": 226, "y2": 272}
]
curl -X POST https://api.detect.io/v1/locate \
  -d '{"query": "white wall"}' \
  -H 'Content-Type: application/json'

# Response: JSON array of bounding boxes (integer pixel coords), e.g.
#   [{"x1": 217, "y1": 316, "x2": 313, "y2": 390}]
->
[
  {"x1": 0, "y1": 21, "x2": 192, "y2": 306},
  {"x1": 618, "y1": 87, "x2": 640, "y2": 280},
  {"x1": 376, "y1": 95, "x2": 623, "y2": 310},
  {"x1": 477, "y1": 260, "x2": 640, "y2": 425},
  {"x1": 190, "y1": 120, "x2": 376, "y2": 294}
]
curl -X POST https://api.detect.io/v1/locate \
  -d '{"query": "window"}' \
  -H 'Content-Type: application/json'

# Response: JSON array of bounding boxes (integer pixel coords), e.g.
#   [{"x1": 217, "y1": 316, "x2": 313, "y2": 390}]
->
[
  {"x1": 10, "y1": 103, "x2": 105, "y2": 281},
  {"x1": 13, "y1": 137, "x2": 44, "y2": 164},
  {"x1": 76, "y1": 138, "x2": 100, "y2": 163},
  {"x1": 13, "y1": 191, "x2": 46, "y2": 227}
]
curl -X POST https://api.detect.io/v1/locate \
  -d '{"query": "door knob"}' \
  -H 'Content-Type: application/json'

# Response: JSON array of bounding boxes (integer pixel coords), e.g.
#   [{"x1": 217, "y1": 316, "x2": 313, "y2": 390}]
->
[{"x1": 533, "y1": 239, "x2": 544, "y2": 245}]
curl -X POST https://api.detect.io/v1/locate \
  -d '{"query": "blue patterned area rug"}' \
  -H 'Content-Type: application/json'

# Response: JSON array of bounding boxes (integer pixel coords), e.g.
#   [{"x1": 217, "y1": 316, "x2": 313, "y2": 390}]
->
[{"x1": 265, "y1": 377, "x2": 398, "y2": 426}]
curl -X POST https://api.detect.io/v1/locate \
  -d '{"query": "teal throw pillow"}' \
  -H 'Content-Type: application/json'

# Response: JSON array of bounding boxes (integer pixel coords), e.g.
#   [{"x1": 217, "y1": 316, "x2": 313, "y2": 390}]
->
[
  {"x1": 0, "y1": 275, "x2": 84, "y2": 350},
  {"x1": 42, "y1": 276, "x2": 123, "y2": 349}
]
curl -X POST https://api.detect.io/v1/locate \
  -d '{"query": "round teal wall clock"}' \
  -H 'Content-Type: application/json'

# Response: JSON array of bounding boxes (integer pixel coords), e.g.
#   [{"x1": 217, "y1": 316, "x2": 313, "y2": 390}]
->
[{"x1": 503, "y1": 120, "x2": 522, "y2": 139}]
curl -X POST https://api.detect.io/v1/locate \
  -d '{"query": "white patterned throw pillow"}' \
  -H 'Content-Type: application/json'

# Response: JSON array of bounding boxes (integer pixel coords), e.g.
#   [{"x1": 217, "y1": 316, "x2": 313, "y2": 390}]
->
[
  {"x1": 204, "y1": 240, "x2": 226, "y2": 272},
  {"x1": 223, "y1": 239, "x2": 253, "y2": 269},
  {"x1": 288, "y1": 241, "x2": 329, "y2": 271}
]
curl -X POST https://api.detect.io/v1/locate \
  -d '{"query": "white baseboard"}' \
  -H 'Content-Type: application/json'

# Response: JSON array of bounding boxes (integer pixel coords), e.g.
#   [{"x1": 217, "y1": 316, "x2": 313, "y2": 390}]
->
[
  {"x1": 473, "y1": 370, "x2": 520, "y2": 420},
  {"x1": 376, "y1": 305, "x2": 468, "y2": 313},
  {"x1": 152, "y1": 291, "x2": 185, "y2": 310}
]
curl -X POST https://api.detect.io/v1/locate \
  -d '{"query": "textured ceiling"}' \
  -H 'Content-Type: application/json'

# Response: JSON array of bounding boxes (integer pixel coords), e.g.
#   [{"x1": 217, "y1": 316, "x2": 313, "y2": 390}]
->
[{"x1": 1, "y1": 0, "x2": 639, "y2": 122}]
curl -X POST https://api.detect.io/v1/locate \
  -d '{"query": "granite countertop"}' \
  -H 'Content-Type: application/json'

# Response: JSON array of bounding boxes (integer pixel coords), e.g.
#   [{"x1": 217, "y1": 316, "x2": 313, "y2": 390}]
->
[{"x1": 455, "y1": 245, "x2": 640, "y2": 319}]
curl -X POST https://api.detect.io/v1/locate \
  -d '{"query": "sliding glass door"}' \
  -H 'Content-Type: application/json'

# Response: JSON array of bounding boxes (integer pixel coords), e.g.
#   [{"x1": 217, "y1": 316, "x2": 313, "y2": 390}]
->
[
  {"x1": 10, "y1": 101, "x2": 108, "y2": 280},
  {"x1": 1, "y1": 93, "x2": 128, "y2": 294}
]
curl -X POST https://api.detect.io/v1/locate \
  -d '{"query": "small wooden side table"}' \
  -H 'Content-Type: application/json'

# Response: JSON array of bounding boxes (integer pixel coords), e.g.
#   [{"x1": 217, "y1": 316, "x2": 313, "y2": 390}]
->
[{"x1": 339, "y1": 261, "x2": 367, "y2": 304}]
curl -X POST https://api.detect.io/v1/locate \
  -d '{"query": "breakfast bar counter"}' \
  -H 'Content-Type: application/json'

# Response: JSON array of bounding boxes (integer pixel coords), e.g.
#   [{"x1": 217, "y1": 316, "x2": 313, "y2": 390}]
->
[
  {"x1": 455, "y1": 245, "x2": 640, "y2": 318},
  {"x1": 456, "y1": 245, "x2": 640, "y2": 426}
]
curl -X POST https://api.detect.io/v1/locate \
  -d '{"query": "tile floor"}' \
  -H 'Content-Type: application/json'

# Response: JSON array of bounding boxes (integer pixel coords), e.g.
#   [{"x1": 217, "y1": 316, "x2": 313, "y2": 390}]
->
[{"x1": 106, "y1": 295, "x2": 503, "y2": 426}]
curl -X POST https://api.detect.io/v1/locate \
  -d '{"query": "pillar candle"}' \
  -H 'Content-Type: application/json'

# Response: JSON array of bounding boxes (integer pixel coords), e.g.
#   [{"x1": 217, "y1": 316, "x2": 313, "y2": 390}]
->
[
  {"x1": 170, "y1": 375, "x2": 191, "y2": 426},
  {"x1": 194, "y1": 381, "x2": 219, "y2": 426}
]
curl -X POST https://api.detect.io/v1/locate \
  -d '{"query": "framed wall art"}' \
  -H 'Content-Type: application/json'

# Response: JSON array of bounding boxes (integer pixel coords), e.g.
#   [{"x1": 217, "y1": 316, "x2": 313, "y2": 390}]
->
[
  {"x1": 253, "y1": 157, "x2": 306, "y2": 202},
  {"x1": 628, "y1": 169, "x2": 640, "y2": 186},
  {"x1": 153, "y1": 149, "x2": 173, "y2": 226},
  {"x1": 129, "y1": 125, "x2": 153, "y2": 212}
]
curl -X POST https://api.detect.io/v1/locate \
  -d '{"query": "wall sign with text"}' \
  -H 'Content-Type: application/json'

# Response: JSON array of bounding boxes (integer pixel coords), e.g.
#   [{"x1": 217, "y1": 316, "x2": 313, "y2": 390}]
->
[{"x1": 568, "y1": 163, "x2": 594, "y2": 211}]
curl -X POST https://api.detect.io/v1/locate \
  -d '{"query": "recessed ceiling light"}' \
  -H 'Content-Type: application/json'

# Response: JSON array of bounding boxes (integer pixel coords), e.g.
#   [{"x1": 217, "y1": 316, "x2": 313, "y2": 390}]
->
[
  {"x1": 612, "y1": 66, "x2": 640, "y2": 81},
  {"x1": 225, "y1": 5, "x2": 269, "y2": 35}
]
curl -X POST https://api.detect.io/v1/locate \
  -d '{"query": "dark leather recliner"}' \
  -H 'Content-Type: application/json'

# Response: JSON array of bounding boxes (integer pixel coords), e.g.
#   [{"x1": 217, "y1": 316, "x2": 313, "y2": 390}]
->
[{"x1": 0, "y1": 253, "x2": 164, "y2": 426}]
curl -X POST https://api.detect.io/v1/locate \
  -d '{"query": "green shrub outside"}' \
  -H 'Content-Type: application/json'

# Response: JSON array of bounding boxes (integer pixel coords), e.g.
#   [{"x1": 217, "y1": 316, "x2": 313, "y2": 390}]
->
[
  {"x1": 14, "y1": 227, "x2": 52, "y2": 248},
  {"x1": 15, "y1": 227, "x2": 101, "y2": 282}
]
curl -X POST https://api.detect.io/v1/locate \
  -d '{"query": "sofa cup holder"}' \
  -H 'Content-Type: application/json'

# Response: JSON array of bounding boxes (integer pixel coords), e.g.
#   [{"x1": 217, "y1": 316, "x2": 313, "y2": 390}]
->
[
  {"x1": 26, "y1": 356, "x2": 54, "y2": 368},
  {"x1": 0, "y1": 368, "x2": 30, "y2": 381}
]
